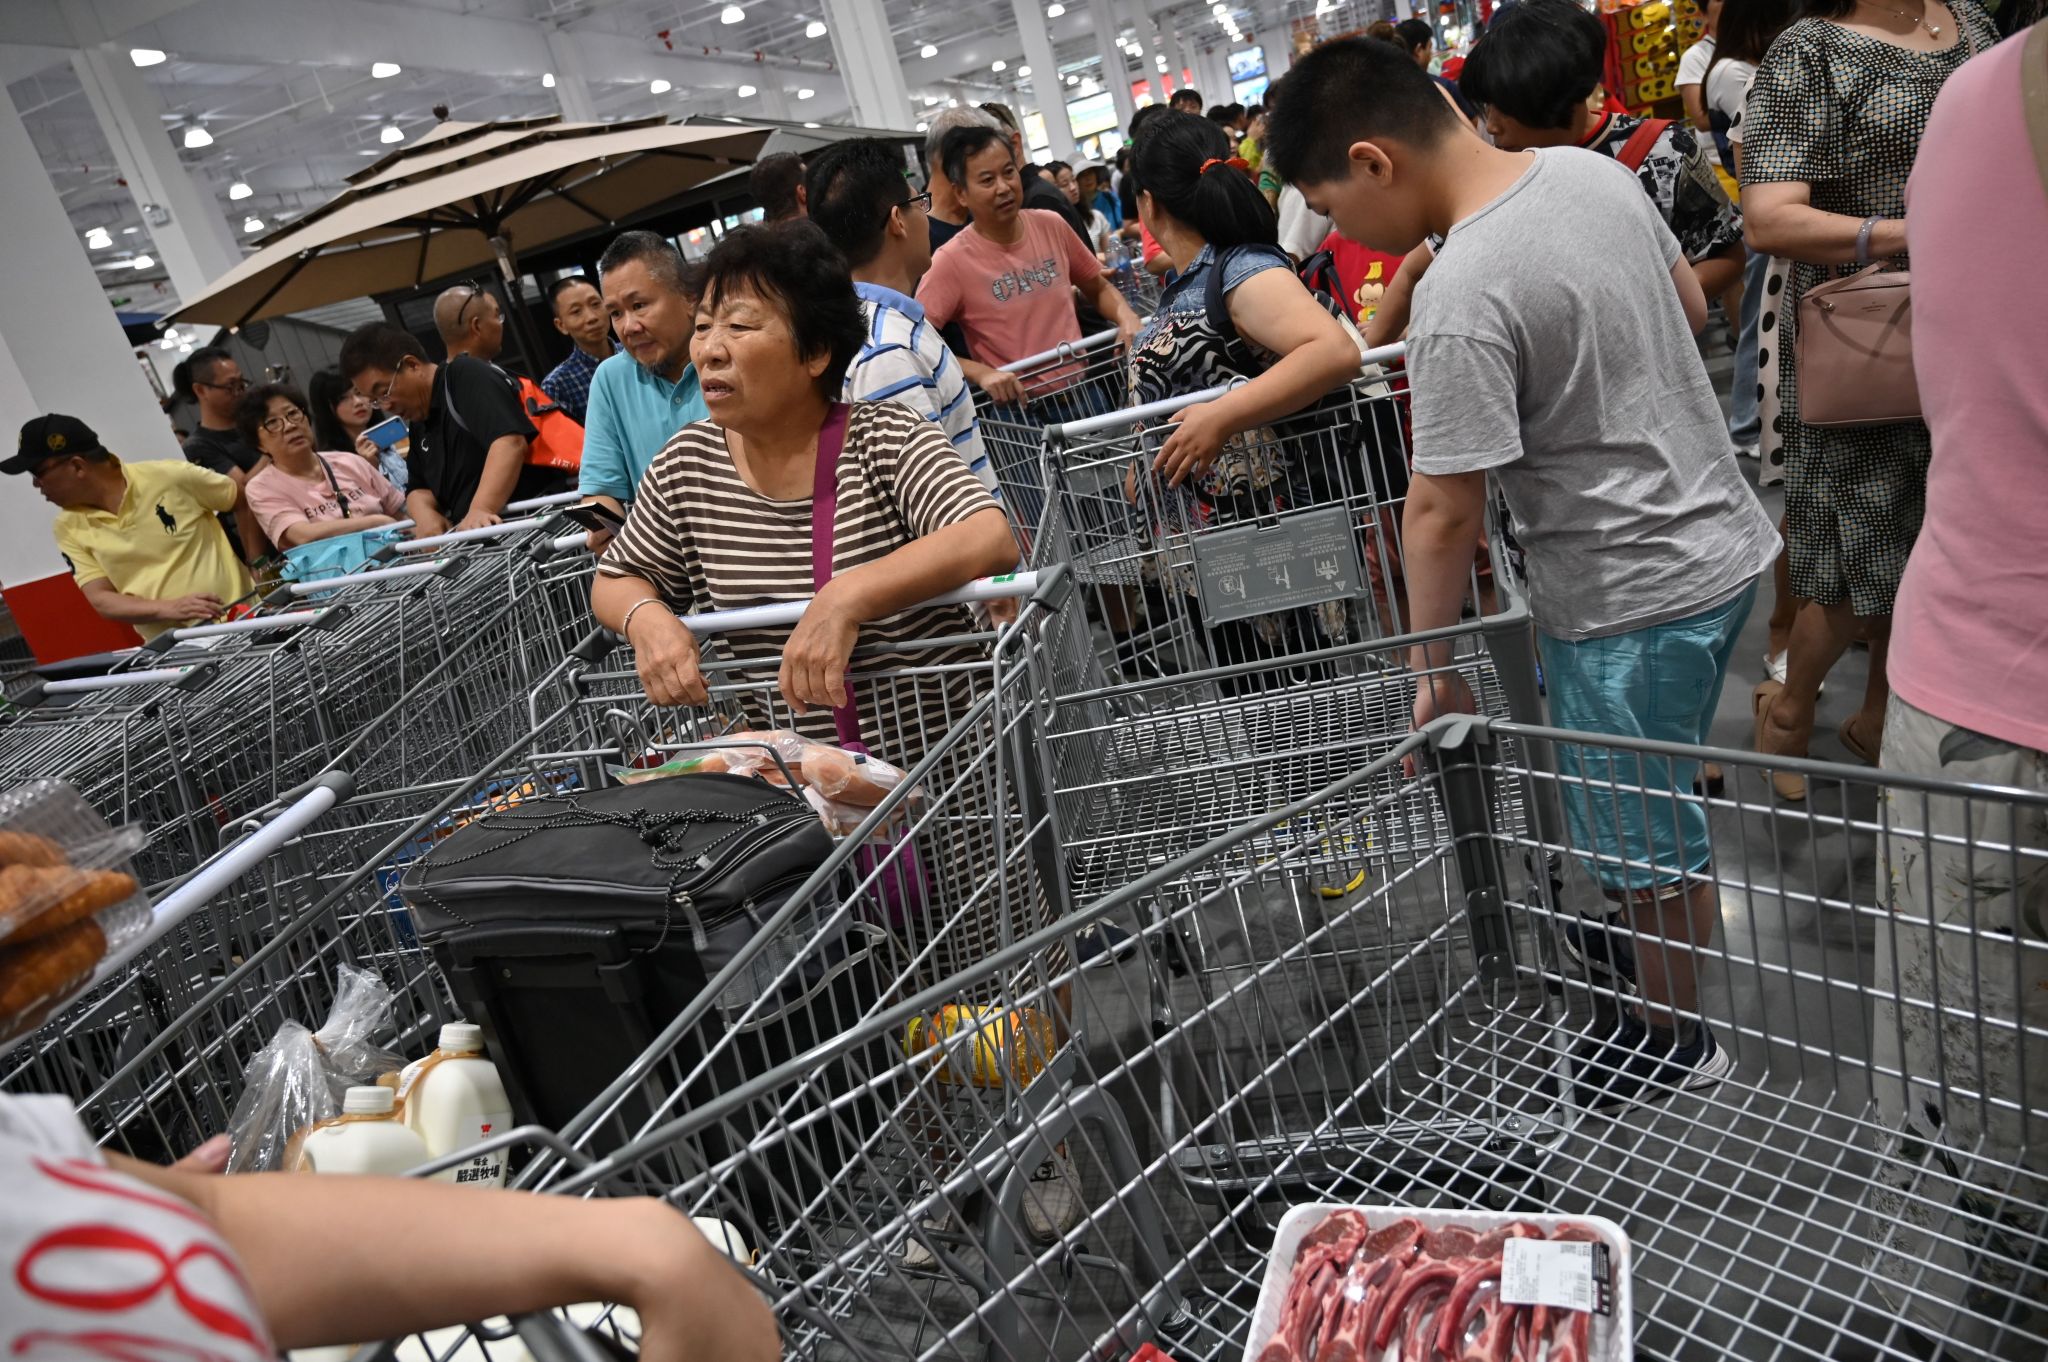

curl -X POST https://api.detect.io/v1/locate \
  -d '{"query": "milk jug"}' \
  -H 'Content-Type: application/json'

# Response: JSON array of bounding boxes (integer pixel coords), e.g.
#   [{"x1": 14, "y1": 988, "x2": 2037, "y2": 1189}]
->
[
  {"x1": 294, "y1": 1086, "x2": 428, "y2": 1175},
  {"x1": 398, "y1": 1021, "x2": 514, "y2": 1186}
]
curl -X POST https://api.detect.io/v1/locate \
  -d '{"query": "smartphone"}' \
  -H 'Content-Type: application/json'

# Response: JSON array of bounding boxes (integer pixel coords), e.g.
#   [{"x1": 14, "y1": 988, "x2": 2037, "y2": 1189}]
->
[
  {"x1": 361, "y1": 415, "x2": 410, "y2": 453},
  {"x1": 559, "y1": 501, "x2": 627, "y2": 533}
]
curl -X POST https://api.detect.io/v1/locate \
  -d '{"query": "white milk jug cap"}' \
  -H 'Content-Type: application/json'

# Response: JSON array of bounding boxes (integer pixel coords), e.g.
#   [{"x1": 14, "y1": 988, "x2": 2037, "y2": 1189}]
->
[
  {"x1": 438, "y1": 1022, "x2": 485, "y2": 1053},
  {"x1": 342, "y1": 1086, "x2": 397, "y2": 1116}
]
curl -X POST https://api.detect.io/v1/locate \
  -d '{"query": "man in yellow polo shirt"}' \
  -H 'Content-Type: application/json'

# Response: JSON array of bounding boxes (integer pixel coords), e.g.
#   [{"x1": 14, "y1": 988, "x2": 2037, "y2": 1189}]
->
[{"x1": 6, "y1": 414, "x2": 253, "y2": 640}]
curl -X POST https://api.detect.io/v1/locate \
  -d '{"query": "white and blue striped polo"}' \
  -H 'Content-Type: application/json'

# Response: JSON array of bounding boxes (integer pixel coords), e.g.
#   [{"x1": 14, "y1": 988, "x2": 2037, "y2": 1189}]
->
[{"x1": 846, "y1": 282, "x2": 998, "y2": 501}]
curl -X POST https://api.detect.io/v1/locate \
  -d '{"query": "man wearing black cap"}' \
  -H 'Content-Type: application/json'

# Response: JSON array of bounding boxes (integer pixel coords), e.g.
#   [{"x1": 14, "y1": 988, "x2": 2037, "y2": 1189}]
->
[{"x1": 7, "y1": 415, "x2": 252, "y2": 640}]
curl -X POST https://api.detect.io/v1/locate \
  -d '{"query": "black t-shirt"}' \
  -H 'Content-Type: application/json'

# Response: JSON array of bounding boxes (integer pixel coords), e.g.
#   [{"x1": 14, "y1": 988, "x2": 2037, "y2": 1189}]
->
[
  {"x1": 181, "y1": 426, "x2": 263, "y2": 556},
  {"x1": 410, "y1": 357, "x2": 557, "y2": 521},
  {"x1": 1022, "y1": 168, "x2": 1093, "y2": 249},
  {"x1": 928, "y1": 215, "x2": 969, "y2": 254}
]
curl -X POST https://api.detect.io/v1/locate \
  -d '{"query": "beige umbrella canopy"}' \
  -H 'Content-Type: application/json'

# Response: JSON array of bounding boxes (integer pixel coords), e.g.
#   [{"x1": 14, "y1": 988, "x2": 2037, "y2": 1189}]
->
[{"x1": 168, "y1": 115, "x2": 772, "y2": 328}]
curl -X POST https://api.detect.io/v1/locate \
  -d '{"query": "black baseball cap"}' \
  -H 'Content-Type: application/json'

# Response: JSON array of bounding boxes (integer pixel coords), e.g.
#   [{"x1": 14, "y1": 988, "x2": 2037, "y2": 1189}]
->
[{"x1": 5, "y1": 414, "x2": 108, "y2": 475}]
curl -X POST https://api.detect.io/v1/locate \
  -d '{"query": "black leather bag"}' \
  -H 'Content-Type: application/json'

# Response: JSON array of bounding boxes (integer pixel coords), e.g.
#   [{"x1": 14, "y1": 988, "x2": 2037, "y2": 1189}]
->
[{"x1": 399, "y1": 774, "x2": 894, "y2": 1224}]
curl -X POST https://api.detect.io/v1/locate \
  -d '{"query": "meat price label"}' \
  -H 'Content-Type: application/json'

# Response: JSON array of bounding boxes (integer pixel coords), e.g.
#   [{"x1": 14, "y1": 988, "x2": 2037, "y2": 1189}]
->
[{"x1": 1501, "y1": 1237, "x2": 1613, "y2": 1315}]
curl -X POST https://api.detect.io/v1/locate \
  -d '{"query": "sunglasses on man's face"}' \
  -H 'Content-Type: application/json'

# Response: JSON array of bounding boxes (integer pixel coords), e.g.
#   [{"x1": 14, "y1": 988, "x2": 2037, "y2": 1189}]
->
[{"x1": 455, "y1": 281, "x2": 493, "y2": 328}]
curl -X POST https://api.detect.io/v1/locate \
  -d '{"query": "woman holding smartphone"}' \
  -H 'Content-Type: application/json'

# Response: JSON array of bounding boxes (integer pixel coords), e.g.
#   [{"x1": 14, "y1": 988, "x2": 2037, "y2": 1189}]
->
[{"x1": 310, "y1": 367, "x2": 408, "y2": 492}]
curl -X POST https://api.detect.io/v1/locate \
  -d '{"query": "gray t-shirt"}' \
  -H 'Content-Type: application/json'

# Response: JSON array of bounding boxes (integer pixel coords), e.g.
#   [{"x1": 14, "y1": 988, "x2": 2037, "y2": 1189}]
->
[{"x1": 1408, "y1": 147, "x2": 1778, "y2": 640}]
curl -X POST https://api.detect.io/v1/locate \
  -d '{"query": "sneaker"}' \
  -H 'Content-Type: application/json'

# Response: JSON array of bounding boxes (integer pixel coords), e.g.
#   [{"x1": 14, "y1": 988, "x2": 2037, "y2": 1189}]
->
[
  {"x1": 1021, "y1": 1143, "x2": 1085, "y2": 1242},
  {"x1": 1572, "y1": 1016, "x2": 1733, "y2": 1114},
  {"x1": 1561, "y1": 916, "x2": 1638, "y2": 990},
  {"x1": 1074, "y1": 919, "x2": 1140, "y2": 969},
  {"x1": 1734, "y1": 443, "x2": 1760, "y2": 460}
]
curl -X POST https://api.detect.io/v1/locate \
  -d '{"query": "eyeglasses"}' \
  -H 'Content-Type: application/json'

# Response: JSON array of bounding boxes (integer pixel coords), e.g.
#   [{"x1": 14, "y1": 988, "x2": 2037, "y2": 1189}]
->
[
  {"x1": 901, "y1": 189, "x2": 933, "y2": 215},
  {"x1": 361, "y1": 357, "x2": 411, "y2": 407},
  {"x1": 195, "y1": 375, "x2": 249, "y2": 395},
  {"x1": 259, "y1": 407, "x2": 308, "y2": 435}
]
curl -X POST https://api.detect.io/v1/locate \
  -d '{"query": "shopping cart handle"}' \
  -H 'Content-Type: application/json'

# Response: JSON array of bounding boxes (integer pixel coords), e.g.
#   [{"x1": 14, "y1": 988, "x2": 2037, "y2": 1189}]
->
[
  {"x1": 528, "y1": 529, "x2": 595, "y2": 562},
  {"x1": 17, "y1": 662, "x2": 217, "y2": 709},
  {"x1": 569, "y1": 627, "x2": 616, "y2": 664},
  {"x1": 673, "y1": 570, "x2": 1043, "y2": 637},
  {"x1": 282, "y1": 556, "x2": 463, "y2": 597},
  {"x1": 998, "y1": 327, "x2": 1122, "y2": 375},
  {"x1": 144, "y1": 606, "x2": 349, "y2": 651}
]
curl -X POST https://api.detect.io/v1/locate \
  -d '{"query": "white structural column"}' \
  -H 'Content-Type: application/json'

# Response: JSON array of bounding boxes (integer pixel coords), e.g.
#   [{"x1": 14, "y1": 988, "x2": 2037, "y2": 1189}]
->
[
  {"x1": 0, "y1": 88, "x2": 183, "y2": 586},
  {"x1": 1254, "y1": 2, "x2": 1294, "y2": 84},
  {"x1": 542, "y1": 25, "x2": 599, "y2": 122},
  {"x1": 1087, "y1": 0, "x2": 1139, "y2": 131},
  {"x1": 821, "y1": 0, "x2": 914, "y2": 129},
  {"x1": 68, "y1": 43, "x2": 242, "y2": 304},
  {"x1": 1011, "y1": 0, "x2": 1077, "y2": 160},
  {"x1": 1159, "y1": 15, "x2": 1190, "y2": 93},
  {"x1": 1123, "y1": 0, "x2": 1166, "y2": 101},
  {"x1": 1193, "y1": 39, "x2": 1228, "y2": 103}
]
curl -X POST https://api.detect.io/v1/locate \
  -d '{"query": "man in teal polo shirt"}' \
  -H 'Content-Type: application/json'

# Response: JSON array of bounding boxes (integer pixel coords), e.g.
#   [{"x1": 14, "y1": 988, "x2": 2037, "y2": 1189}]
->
[{"x1": 580, "y1": 231, "x2": 708, "y2": 518}]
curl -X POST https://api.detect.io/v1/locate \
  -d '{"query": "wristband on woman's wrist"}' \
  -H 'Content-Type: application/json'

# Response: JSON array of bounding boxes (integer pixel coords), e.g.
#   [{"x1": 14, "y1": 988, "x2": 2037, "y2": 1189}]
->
[
  {"x1": 1854, "y1": 215, "x2": 1882, "y2": 265},
  {"x1": 619, "y1": 596, "x2": 665, "y2": 641}
]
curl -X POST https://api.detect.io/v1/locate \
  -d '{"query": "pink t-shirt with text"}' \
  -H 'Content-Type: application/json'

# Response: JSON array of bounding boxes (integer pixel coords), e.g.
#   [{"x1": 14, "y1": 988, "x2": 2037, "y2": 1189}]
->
[
  {"x1": 1892, "y1": 28, "x2": 2048, "y2": 752},
  {"x1": 245, "y1": 452, "x2": 407, "y2": 549},
  {"x1": 917, "y1": 208, "x2": 1102, "y2": 371}
]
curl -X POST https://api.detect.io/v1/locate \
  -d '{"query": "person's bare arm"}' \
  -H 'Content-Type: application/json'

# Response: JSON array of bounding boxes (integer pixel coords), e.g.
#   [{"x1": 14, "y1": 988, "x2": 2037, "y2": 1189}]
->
[
  {"x1": 1152, "y1": 270, "x2": 1362, "y2": 487},
  {"x1": 1671, "y1": 257, "x2": 1709, "y2": 335},
  {"x1": 460, "y1": 434, "x2": 530, "y2": 530},
  {"x1": 405, "y1": 489, "x2": 451, "y2": 539},
  {"x1": 1363, "y1": 247, "x2": 1433, "y2": 349},
  {"x1": 79, "y1": 578, "x2": 223, "y2": 626},
  {"x1": 780, "y1": 507, "x2": 1017, "y2": 714},
  {"x1": 108, "y1": 1157, "x2": 776, "y2": 1362},
  {"x1": 1077, "y1": 272, "x2": 1144, "y2": 344},
  {"x1": 959, "y1": 357, "x2": 1027, "y2": 406},
  {"x1": 1743, "y1": 180, "x2": 1907, "y2": 264},
  {"x1": 1680, "y1": 81, "x2": 1709, "y2": 136},
  {"x1": 1691, "y1": 251, "x2": 1743, "y2": 304},
  {"x1": 1143, "y1": 249, "x2": 1173, "y2": 278},
  {"x1": 1401, "y1": 471, "x2": 1489, "y2": 725},
  {"x1": 590, "y1": 571, "x2": 709, "y2": 707},
  {"x1": 277, "y1": 513, "x2": 399, "y2": 549}
]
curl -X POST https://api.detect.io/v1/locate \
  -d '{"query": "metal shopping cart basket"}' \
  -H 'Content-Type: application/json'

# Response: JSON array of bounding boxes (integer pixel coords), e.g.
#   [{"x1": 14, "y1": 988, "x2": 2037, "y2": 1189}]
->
[
  {"x1": 443, "y1": 713, "x2": 2046, "y2": 1362},
  {"x1": 974, "y1": 329, "x2": 1132, "y2": 546}
]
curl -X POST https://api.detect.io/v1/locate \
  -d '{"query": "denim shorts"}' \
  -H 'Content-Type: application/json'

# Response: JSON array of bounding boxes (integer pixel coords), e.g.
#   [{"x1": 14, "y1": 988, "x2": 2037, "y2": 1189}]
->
[{"x1": 1538, "y1": 582, "x2": 1757, "y2": 899}]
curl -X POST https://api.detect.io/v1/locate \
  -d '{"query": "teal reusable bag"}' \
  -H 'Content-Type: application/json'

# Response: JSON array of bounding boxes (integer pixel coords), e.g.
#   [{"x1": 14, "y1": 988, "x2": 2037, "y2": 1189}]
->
[{"x1": 281, "y1": 522, "x2": 407, "y2": 586}]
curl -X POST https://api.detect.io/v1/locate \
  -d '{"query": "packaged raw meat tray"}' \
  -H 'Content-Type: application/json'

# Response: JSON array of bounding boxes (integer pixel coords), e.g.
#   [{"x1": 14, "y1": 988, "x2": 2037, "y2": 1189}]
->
[{"x1": 1242, "y1": 1203, "x2": 1634, "y2": 1362}]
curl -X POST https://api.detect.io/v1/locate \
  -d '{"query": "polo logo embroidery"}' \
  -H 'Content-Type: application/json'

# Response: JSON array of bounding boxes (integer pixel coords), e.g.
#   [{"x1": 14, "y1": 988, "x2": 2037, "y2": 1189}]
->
[{"x1": 155, "y1": 503, "x2": 177, "y2": 534}]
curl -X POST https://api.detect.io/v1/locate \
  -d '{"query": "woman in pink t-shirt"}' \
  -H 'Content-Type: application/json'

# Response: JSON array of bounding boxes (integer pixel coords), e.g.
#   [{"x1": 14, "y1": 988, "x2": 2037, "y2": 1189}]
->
[{"x1": 234, "y1": 384, "x2": 406, "y2": 550}]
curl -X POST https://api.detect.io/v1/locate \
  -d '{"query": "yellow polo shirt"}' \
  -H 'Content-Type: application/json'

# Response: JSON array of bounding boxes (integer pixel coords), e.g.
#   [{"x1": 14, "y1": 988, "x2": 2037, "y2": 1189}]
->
[{"x1": 52, "y1": 459, "x2": 253, "y2": 639}]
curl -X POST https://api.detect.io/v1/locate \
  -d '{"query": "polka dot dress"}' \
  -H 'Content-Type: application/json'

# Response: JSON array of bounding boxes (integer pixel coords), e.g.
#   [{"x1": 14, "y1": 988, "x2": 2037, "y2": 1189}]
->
[{"x1": 1740, "y1": 6, "x2": 1996, "y2": 614}]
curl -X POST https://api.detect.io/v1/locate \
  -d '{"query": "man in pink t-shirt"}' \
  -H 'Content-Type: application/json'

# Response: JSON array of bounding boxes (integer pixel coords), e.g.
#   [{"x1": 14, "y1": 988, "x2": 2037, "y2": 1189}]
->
[
  {"x1": 918, "y1": 124, "x2": 1141, "y2": 401},
  {"x1": 1868, "y1": 24, "x2": 2048, "y2": 1351}
]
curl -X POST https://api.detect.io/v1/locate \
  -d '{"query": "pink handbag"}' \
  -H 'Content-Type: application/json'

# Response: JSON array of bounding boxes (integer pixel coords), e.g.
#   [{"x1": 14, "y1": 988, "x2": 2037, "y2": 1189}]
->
[{"x1": 1795, "y1": 263, "x2": 1917, "y2": 429}]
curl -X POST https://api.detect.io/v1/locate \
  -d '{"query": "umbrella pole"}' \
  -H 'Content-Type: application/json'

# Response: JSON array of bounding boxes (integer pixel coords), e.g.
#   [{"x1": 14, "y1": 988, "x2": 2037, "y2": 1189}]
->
[{"x1": 490, "y1": 233, "x2": 552, "y2": 379}]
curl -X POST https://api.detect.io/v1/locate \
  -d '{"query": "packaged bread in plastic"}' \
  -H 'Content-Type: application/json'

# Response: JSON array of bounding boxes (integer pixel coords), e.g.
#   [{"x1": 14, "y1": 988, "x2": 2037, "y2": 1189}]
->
[{"x1": 0, "y1": 781, "x2": 150, "y2": 1042}]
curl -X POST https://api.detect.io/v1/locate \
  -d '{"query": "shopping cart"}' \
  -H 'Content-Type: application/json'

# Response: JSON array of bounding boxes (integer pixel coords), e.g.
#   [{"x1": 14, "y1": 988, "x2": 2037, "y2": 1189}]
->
[
  {"x1": 974, "y1": 328, "x2": 1130, "y2": 544},
  {"x1": 463, "y1": 713, "x2": 2044, "y2": 1362}
]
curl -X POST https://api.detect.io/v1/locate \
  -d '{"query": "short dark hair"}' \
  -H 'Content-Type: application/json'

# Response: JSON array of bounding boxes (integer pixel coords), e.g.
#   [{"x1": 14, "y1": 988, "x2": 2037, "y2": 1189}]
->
[
  {"x1": 939, "y1": 124, "x2": 1011, "y2": 187},
  {"x1": 1263, "y1": 36, "x2": 1463, "y2": 185},
  {"x1": 699, "y1": 220, "x2": 865, "y2": 397},
  {"x1": 1128, "y1": 102, "x2": 1169, "y2": 144},
  {"x1": 1045, "y1": 159, "x2": 1073, "y2": 178},
  {"x1": 1169, "y1": 87, "x2": 1202, "y2": 110},
  {"x1": 1133, "y1": 110, "x2": 1276, "y2": 251},
  {"x1": 807, "y1": 137, "x2": 916, "y2": 268},
  {"x1": 1394, "y1": 18, "x2": 1435, "y2": 52},
  {"x1": 337, "y1": 323, "x2": 427, "y2": 383},
  {"x1": 1226, "y1": 103, "x2": 1245, "y2": 119},
  {"x1": 597, "y1": 229, "x2": 692, "y2": 295},
  {"x1": 748, "y1": 152, "x2": 807, "y2": 220},
  {"x1": 1206, "y1": 104, "x2": 1233, "y2": 123},
  {"x1": 231, "y1": 382, "x2": 309, "y2": 449},
  {"x1": 546, "y1": 275, "x2": 600, "y2": 314},
  {"x1": 171, "y1": 345, "x2": 236, "y2": 401},
  {"x1": 1457, "y1": 0, "x2": 1605, "y2": 130}
]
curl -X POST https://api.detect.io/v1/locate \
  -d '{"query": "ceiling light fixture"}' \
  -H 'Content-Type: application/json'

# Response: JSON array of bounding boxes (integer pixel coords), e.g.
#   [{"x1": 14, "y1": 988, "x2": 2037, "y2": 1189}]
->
[
  {"x1": 228, "y1": 180, "x2": 251, "y2": 200},
  {"x1": 122, "y1": 225, "x2": 139, "y2": 234},
  {"x1": 1065, "y1": 73, "x2": 1078, "y2": 85},
  {"x1": 371, "y1": 61, "x2": 400, "y2": 78},
  {"x1": 803, "y1": 120, "x2": 820, "y2": 128},
  {"x1": 738, "y1": 83, "x2": 757, "y2": 97},
  {"x1": 243, "y1": 216, "x2": 264, "y2": 233},
  {"x1": 920, "y1": 43, "x2": 938, "y2": 58},
  {"x1": 131, "y1": 254, "x2": 156, "y2": 269},
  {"x1": 990, "y1": 59, "x2": 1005, "y2": 71},
  {"x1": 720, "y1": 5, "x2": 745, "y2": 23},
  {"x1": 131, "y1": 48, "x2": 167, "y2": 67},
  {"x1": 805, "y1": 20, "x2": 827, "y2": 37},
  {"x1": 84, "y1": 227, "x2": 112, "y2": 249},
  {"x1": 916, "y1": 121, "x2": 928, "y2": 131},
  {"x1": 649, "y1": 78, "x2": 672, "y2": 93},
  {"x1": 923, "y1": 94, "x2": 940, "y2": 105},
  {"x1": 182, "y1": 125, "x2": 213, "y2": 149},
  {"x1": 1018, "y1": 64, "x2": 1031, "y2": 76},
  {"x1": 1047, "y1": 1, "x2": 1066, "y2": 13},
  {"x1": 543, "y1": 72, "x2": 556, "y2": 87},
  {"x1": 380, "y1": 123, "x2": 403, "y2": 143},
  {"x1": 797, "y1": 87, "x2": 815, "y2": 99},
  {"x1": 159, "y1": 335, "x2": 178, "y2": 350}
]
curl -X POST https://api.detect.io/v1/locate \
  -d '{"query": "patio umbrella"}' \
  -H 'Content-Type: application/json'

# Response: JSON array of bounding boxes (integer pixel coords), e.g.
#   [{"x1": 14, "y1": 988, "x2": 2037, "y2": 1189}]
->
[{"x1": 167, "y1": 115, "x2": 772, "y2": 344}]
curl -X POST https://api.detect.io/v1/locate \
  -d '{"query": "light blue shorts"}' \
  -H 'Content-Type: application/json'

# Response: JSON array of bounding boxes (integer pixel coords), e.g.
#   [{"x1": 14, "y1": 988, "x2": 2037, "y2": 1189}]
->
[{"x1": 1538, "y1": 582, "x2": 1757, "y2": 899}]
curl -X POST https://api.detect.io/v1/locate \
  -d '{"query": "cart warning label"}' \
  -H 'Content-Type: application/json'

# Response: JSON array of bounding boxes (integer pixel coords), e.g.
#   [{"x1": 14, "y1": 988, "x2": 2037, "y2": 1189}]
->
[
  {"x1": 1191, "y1": 507, "x2": 1364, "y2": 626},
  {"x1": 1501, "y1": 1238, "x2": 1613, "y2": 1316}
]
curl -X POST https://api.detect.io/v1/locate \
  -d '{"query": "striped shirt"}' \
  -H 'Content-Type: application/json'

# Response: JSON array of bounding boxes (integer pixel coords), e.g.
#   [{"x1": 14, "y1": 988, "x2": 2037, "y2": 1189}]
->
[{"x1": 846, "y1": 282, "x2": 999, "y2": 501}]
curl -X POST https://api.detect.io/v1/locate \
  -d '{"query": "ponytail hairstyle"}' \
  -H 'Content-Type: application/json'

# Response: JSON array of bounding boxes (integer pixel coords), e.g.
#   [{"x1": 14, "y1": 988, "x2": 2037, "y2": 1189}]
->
[{"x1": 1131, "y1": 109, "x2": 1277, "y2": 251}]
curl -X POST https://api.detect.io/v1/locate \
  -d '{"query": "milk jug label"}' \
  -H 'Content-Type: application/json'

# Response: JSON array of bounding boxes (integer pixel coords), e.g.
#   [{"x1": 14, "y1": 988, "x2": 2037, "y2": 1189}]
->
[{"x1": 440, "y1": 1112, "x2": 511, "y2": 1186}]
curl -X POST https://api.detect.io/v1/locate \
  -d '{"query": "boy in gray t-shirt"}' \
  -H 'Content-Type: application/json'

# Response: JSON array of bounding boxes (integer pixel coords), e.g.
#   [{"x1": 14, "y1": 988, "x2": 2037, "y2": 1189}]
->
[{"x1": 1266, "y1": 38, "x2": 1778, "y2": 1114}]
